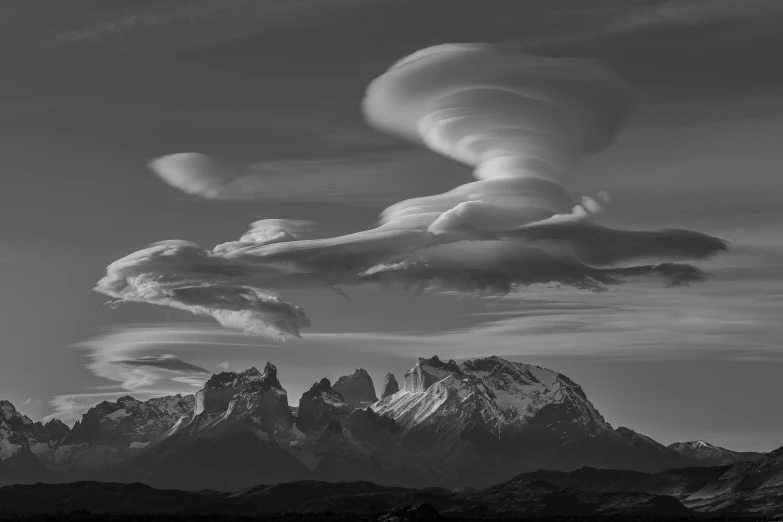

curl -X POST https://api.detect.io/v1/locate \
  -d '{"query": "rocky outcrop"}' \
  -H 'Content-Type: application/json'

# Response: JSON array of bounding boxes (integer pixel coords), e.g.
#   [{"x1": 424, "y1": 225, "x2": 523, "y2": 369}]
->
[
  {"x1": 195, "y1": 366, "x2": 264, "y2": 415},
  {"x1": 297, "y1": 378, "x2": 353, "y2": 432},
  {"x1": 380, "y1": 373, "x2": 399, "y2": 399},
  {"x1": 180, "y1": 363, "x2": 294, "y2": 437},
  {"x1": 332, "y1": 369, "x2": 378, "y2": 408}
]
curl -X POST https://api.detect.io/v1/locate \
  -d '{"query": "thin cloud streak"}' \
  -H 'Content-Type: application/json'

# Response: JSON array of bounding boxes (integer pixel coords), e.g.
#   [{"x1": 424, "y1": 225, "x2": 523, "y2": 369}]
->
[
  {"x1": 306, "y1": 264, "x2": 783, "y2": 363},
  {"x1": 76, "y1": 325, "x2": 217, "y2": 391}
]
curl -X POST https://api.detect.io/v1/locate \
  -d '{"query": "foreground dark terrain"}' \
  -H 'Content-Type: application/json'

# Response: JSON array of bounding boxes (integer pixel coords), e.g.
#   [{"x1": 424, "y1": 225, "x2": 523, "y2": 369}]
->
[{"x1": 1, "y1": 448, "x2": 782, "y2": 521}]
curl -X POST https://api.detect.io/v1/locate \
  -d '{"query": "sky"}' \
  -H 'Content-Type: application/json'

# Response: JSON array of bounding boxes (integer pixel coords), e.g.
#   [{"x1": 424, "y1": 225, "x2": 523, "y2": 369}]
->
[{"x1": 1, "y1": 0, "x2": 782, "y2": 452}]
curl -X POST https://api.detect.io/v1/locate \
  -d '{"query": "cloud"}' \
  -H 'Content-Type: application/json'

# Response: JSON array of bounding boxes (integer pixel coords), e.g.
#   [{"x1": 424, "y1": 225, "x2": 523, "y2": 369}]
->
[
  {"x1": 96, "y1": 44, "x2": 726, "y2": 339},
  {"x1": 305, "y1": 263, "x2": 783, "y2": 363},
  {"x1": 113, "y1": 354, "x2": 210, "y2": 373},
  {"x1": 150, "y1": 150, "x2": 466, "y2": 207},
  {"x1": 13, "y1": 0, "x2": 778, "y2": 58},
  {"x1": 219, "y1": 361, "x2": 230, "y2": 370},
  {"x1": 76, "y1": 326, "x2": 213, "y2": 390}
]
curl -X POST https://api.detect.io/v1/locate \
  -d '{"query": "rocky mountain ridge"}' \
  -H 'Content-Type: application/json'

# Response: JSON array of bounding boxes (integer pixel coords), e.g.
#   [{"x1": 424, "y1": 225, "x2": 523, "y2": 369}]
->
[{"x1": 0, "y1": 356, "x2": 767, "y2": 491}]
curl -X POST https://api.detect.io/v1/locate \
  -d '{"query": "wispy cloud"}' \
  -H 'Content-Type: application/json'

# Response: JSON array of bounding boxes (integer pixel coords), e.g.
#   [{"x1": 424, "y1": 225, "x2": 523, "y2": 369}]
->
[
  {"x1": 297, "y1": 238, "x2": 783, "y2": 364},
  {"x1": 150, "y1": 150, "x2": 463, "y2": 207},
  {"x1": 75, "y1": 325, "x2": 216, "y2": 391},
  {"x1": 7, "y1": 0, "x2": 778, "y2": 56}
]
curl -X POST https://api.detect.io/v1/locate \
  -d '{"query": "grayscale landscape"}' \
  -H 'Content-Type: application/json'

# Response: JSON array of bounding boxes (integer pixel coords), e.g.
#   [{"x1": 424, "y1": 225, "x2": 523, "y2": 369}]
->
[{"x1": 1, "y1": 1, "x2": 782, "y2": 520}]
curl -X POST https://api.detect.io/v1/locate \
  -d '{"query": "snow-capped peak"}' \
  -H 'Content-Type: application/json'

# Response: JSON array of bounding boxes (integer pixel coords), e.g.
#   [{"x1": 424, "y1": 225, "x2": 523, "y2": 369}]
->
[
  {"x1": 666, "y1": 439, "x2": 764, "y2": 466},
  {"x1": 374, "y1": 355, "x2": 611, "y2": 438}
]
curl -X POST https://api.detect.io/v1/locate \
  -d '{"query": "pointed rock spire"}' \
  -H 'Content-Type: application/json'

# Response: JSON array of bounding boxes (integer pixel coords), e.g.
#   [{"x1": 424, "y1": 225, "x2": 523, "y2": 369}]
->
[{"x1": 381, "y1": 373, "x2": 399, "y2": 399}]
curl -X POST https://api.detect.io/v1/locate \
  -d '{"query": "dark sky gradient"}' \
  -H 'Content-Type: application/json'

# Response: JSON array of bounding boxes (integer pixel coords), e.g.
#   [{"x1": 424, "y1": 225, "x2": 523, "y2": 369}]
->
[{"x1": 1, "y1": 0, "x2": 781, "y2": 451}]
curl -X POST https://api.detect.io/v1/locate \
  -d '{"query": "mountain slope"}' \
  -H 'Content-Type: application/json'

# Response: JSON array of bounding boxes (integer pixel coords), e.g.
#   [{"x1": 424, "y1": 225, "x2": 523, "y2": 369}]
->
[
  {"x1": 509, "y1": 465, "x2": 731, "y2": 500},
  {"x1": 684, "y1": 445, "x2": 783, "y2": 515}
]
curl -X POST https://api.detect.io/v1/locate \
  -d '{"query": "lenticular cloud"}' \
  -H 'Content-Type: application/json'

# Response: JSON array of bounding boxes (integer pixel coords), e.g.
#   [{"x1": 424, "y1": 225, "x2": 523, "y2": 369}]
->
[{"x1": 96, "y1": 44, "x2": 727, "y2": 339}]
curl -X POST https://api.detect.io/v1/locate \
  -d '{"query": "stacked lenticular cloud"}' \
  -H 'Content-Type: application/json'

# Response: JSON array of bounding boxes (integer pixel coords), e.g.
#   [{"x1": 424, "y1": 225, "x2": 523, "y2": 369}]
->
[{"x1": 96, "y1": 44, "x2": 727, "y2": 339}]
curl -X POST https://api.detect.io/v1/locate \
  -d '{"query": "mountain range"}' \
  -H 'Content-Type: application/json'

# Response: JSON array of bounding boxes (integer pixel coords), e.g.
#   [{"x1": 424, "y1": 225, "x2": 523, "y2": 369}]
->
[{"x1": 1, "y1": 355, "x2": 774, "y2": 516}]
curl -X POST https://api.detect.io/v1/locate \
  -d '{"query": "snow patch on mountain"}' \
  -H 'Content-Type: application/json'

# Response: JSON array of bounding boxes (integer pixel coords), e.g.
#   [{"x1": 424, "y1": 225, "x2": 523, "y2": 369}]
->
[{"x1": 669, "y1": 440, "x2": 764, "y2": 465}]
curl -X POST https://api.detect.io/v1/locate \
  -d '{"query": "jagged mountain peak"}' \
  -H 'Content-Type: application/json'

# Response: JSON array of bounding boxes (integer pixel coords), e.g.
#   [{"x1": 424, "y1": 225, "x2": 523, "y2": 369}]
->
[
  {"x1": 1, "y1": 400, "x2": 73, "y2": 472},
  {"x1": 1, "y1": 400, "x2": 68, "y2": 437},
  {"x1": 340, "y1": 368, "x2": 370, "y2": 378},
  {"x1": 416, "y1": 355, "x2": 460, "y2": 372},
  {"x1": 333, "y1": 369, "x2": 377, "y2": 408},
  {"x1": 192, "y1": 364, "x2": 288, "y2": 424},
  {"x1": 200, "y1": 364, "x2": 283, "y2": 394},
  {"x1": 61, "y1": 394, "x2": 194, "y2": 450},
  {"x1": 0, "y1": 401, "x2": 37, "y2": 427},
  {"x1": 378, "y1": 355, "x2": 612, "y2": 441},
  {"x1": 303, "y1": 378, "x2": 335, "y2": 400},
  {"x1": 1, "y1": 400, "x2": 22, "y2": 421}
]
